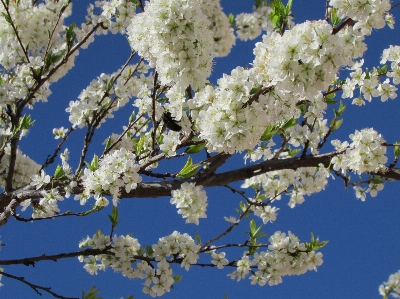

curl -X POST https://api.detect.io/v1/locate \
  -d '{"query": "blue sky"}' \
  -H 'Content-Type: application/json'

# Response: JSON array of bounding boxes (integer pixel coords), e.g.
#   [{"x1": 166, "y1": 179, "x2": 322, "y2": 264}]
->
[{"x1": 1, "y1": 1, "x2": 400, "y2": 298}]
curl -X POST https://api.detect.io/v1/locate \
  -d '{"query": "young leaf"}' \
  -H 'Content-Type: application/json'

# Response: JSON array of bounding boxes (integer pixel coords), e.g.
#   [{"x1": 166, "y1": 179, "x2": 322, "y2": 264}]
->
[
  {"x1": 54, "y1": 165, "x2": 64, "y2": 179},
  {"x1": 305, "y1": 232, "x2": 328, "y2": 251},
  {"x1": 195, "y1": 232, "x2": 202, "y2": 245},
  {"x1": 173, "y1": 275, "x2": 182, "y2": 283},
  {"x1": 104, "y1": 137, "x2": 112, "y2": 151},
  {"x1": 81, "y1": 286, "x2": 102, "y2": 299},
  {"x1": 394, "y1": 141, "x2": 400, "y2": 158},
  {"x1": 177, "y1": 156, "x2": 200, "y2": 178},
  {"x1": 228, "y1": 13, "x2": 235, "y2": 25},
  {"x1": 108, "y1": 206, "x2": 119, "y2": 228},
  {"x1": 331, "y1": 118, "x2": 343, "y2": 131},
  {"x1": 134, "y1": 134, "x2": 145, "y2": 154},
  {"x1": 185, "y1": 142, "x2": 206, "y2": 154}
]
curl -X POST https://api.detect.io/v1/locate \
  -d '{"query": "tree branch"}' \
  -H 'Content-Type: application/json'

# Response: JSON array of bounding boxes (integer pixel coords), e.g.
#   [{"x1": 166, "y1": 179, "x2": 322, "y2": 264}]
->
[
  {"x1": 1, "y1": 270, "x2": 78, "y2": 299},
  {"x1": 2, "y1": 151, "x2": 400, "y2": 226}
]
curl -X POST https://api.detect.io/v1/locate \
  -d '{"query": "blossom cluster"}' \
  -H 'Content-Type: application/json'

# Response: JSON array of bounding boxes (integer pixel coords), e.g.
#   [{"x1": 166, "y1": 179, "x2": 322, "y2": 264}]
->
[
  {"x1": 74, "y1": 0, "x2": 137, "y2": 49},
  {"x1": 228, "y1": 231, "x2": 323, "y2": 286},
  {"x1": 0, "y1": 0, "x2": 71, "y2": 69},
  {"x1": 21, "y1": 188, "x2": 65, "y2": 219},
  {"x1": 382, "y1": 45, "x2": 400, "y2": 84},
  {"x1": 353, "y1": 180, "x2": 384, "y2": 202},
  {"x1": 288, "y1": 119, "x2": 328, "y2": 154},
  {"x1": 89, "y1": 0, "x2": 136, "y2": 35},
  {"x1": 78, "y1": 148, "x2": 142, "y2": 206},
  {"x1": 190, "y1": 67, "x2": 271, "y2": 153},
  {"x1": 79, "y1": 230, "x2": 141, "y2": 275},
  {"x1": 330, "y1": 0, "x2": 392, "y2": 35},
  {"x1": 379, "y1": 270, "x2": 400, "y2": 298},
  {"x1": 0, "y1": 0, "x2": 71, "y2": 107},
  {"x1": 252, "y1": 21, "x2": 365, "y2": 99},
  {"x1": 127, "y1": 0, "x2": 214, "y2": 91},
  {"x1": 159, "y1": 130, "x2": 181, "y2": 156},
  {"x1": 170, "y1": 182, "x2": 208, "y2": 225},
  {"x1": 341, "y1": 57, "x2": 398, "y2": 106},
  {"x1": 0, "y1": 145, "x2": 40, "y2": 190},
  {"x1": 66, "y1": 63, "x2": 150, "y2": 128},
  {"x1": 234, "y1": 5, "x2": 293, "y2": 41},
  {"x1": 198, "y1": 0, "x2": 235, "y2": 57},
  {"x1": 242, "y1": 165, "x2": 330, "y2": 209},
  {"x1": 331, "y1": 128, "x2": 387, "y2": 175},
  {"x1": 79, "y1": 230, "x2": 200, "y2": 297},
  {"x1": 17, "y1": 149, "x2": 76, "y2": 218}
]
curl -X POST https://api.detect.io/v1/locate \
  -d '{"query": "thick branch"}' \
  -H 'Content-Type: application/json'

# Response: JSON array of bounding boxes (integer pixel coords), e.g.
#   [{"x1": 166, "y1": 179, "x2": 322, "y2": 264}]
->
[{"x1": 1, "y1": 151, "x2": 400, "y2": 226}]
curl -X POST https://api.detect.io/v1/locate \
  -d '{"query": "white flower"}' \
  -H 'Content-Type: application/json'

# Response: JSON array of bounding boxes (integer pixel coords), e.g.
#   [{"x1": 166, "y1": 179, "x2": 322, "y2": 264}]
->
[
  {"x1": 171, "y1": 182, "x2": 208, "y2": 225},
  {"x1": 224, "y1": 216, "x2": 239, "y2": 224},
  {"x1": 53, "y1": 127, "x2": 68, "y2": 139},
  {"x1": 211, "y1": 251, "x2": 229, "y2": 269},
  {"x1": 30, "y1": 171, "x2": 50, "y2": 190}
]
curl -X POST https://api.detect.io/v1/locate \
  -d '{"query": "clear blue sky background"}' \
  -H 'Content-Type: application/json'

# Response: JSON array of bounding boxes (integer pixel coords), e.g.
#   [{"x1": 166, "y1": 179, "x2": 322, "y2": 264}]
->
[{"x1": 1, "y1": 1, "x2": 400, "y2": 298}]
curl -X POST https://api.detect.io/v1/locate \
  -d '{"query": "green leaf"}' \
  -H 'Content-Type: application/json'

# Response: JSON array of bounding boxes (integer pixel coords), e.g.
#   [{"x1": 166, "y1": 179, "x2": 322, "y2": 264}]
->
[
  {"x1": 19, "y1": 115, "x2": 35, "y2": 130},
  {"x1": 145, "y1": 245, "x2": 154, "y2": 256},
  {"x1": 334, "y1": 100, "x2": 346, "y2": 117},
  {"x1": 126, "y1": 296, "x2": 134, "y2": 299},
  {"x1": 305, "y1": 232, "x2": 328, "y2": 251},
  {"x1": 157, "y1": 97, "x2": 168, "y2": 103},
  {"x1": 108, "y1": 206, "x2": 119, "y2": 227},
  {"x1": 87, "y1": 155, "x2": 99, "y2": 171},
  {"x1": 298, "y1": 103, "x2": 307, "y2": 115},
  {"x1": 128, "y1": 111, "x2": 136, "y2": 123},
  {"x1": 250, "y1": 85, "x2": 261, "y2": 95},
  {"x1": 82, "y1": 286, "x2": 102, "y2": 299},
  {"x1": 195, "y1": 232, "x2": 202, "y2": 245},
  {"x1": 324, "y1": 92, "x2": 337, "y2": 104},
  {"x1": 173, "y1": 275, "x2": 182, "y2": 283},
  {"x1": 379, "y1": 65, "x2": 388, "y2": 74},
  {"x1": 330, "y1": 7, "x2": 342, "y2": 26},
  {"x1": 250, "y1": 218, "x2": 256, "y2": 233},
  {"x1": 285, "y1": 0, "x2": 292, "y2": 13},
  {"x1": 54, "y1": 165, "x2": 64, "y2": 179},
  {"x1": 177, "y1": 156, "x2": 200, "y2": 178},
  {"x1": 228, "y1": 13, "x2": 235, "y2": 25},
  {"x1": 370, "y1": 176, "x2": 384, "y2": 184},
  {"x1": 134, "y1": 134, "x2": 145, "y2": 154},
  {"x1": 254, "y1": 0, "x2": 266, "y2": 9},
  {"x1": 224, "y1": 295, "x2": 229, "y2": 299},
  {"x1": 394, "y1": 142, "x2": 400, "y2": 158},
  {"x1": 331, "y1": 118, "x2": 343, "y2": 131},
  {"x1": 281, "y1": 117, "x2": 296, "y2": 130},
  {"x1": 80, "y1": 205, "x2": 104, "y2": 216},
  {"x1": 185, "y1": 142, "x2": 206, "y2": 154},
  {"x1": 1, "y1": 12, "x2": 12, "y2": 24},
  {"x1": 104, "y1": 137, "x2": 112, "y2": 151},
  {"x1": 287, "y1": 148, "x2": 301, "y2": 157},
  {"x1": 260, "y1": 125, "x2": 278, "y2": 142},
  {"x1": 270, "y1": 13, "x2": 280, "y2": 27},
  {"x1": 65, "y1": 23, "x2": 76, "y2": 48}
]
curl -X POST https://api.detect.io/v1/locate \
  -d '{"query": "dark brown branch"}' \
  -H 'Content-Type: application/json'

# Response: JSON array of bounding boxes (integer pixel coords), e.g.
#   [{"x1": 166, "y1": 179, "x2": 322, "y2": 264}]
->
[
  {"x1": 0, "y1": 248, "x2": 110, "y2": 266},
  {"x1": 332, "y1": 17, "x2": 356, "y2": 35},
  {"x1": 2, "y1": 151, "x2": 400, "y2": 226},
  {"x1": 1, "y1": 271, "x2": 78, "y2": 299}
]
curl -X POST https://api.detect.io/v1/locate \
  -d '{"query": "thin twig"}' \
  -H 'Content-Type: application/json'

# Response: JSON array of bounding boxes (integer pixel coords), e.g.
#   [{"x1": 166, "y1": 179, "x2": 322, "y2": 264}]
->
[
  {"x1": 1, "y1": 271, "x2": 78, "y2": 299},
  {"x1": 40, "y1": 126, "x2": 75, "y2": 172}
]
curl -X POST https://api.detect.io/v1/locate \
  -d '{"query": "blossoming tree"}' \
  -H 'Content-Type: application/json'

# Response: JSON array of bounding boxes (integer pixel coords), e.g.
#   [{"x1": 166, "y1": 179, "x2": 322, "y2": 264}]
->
[{"x1": 0, "y1": 0, "x2": 400, "y2": 298}]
